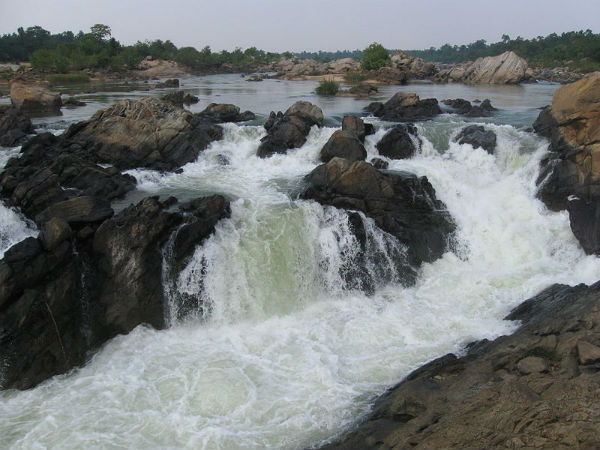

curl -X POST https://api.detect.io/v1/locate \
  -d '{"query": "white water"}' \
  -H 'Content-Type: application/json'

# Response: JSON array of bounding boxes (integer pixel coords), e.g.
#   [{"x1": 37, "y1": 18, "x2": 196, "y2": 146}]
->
[{"x1": 2, "y1": 116, "x2": 600, "y2": 450}]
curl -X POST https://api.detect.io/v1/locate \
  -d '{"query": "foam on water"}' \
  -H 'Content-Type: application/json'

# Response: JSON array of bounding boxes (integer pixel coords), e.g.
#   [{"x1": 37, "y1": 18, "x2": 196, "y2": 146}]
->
[{"x1": 2, "y1": 119, "x2": 600, "y2": 450}]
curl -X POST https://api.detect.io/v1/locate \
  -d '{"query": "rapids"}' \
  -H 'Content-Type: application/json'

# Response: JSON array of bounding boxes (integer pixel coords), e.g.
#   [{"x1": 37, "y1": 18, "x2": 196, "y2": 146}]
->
[{"x1": 1, "y1": 78, "x2": 599, "y2": 450}]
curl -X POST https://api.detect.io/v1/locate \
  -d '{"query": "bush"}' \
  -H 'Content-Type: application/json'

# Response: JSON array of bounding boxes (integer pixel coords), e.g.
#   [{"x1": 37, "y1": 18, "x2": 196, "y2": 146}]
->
[
  {"x1": 361, "y1": 42, "x2": 390, "y2": 70},
  {"x1": 47, "y1": 73, "x2": 91, "y2": 84},
  {"x1": 316, "y1": 79, "x2": 339, "y2": 96},
  {"x1": 344, "y1": 72, "x2": 369, "y2": 83}
]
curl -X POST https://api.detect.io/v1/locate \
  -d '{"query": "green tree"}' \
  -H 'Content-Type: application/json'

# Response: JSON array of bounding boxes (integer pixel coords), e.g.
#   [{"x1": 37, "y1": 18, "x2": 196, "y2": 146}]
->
[
  {"x1": 90, "y1": 24, "x2": 111, "y2": 41},
  {"x1": 361, "y1": 42, "x2": 389, "y2": 70}
]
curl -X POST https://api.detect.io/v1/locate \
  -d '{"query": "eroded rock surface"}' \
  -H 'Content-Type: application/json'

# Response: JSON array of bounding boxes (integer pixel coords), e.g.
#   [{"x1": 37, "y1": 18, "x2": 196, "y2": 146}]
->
[
  {"x1": 366, "y1": 92, "x2": 441, "y2": 122},
  {"x1": 10, "y1": 81, "x2": 62, "y2": 114}
]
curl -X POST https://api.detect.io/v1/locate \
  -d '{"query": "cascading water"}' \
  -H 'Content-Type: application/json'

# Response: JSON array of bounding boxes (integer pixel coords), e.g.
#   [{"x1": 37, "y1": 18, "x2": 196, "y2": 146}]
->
[{"x1": 2, "y1": 99, "x2": 600, "y2": 450}]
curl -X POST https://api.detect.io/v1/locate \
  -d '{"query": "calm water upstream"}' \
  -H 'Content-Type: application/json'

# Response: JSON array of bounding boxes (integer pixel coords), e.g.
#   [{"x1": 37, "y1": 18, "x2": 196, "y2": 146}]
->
[{"x1": 1, "y1": 75, "x2": 598, "y2": 450}]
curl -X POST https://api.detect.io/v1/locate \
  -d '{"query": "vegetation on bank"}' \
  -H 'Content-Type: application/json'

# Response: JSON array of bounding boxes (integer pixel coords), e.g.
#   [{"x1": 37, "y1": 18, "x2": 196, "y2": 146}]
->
[
  {"x1": 0, "y1": 24, "x2": 282, "y2": 73},
  {"x1": 408, "y1": 30, "x2": 600, "y2": 71},
  {"x1": 361, "y1": 43, "x2": 390, "y2": 70},
  {"x1": 315, "y1": 79, "x2": 339, "y2": 96}
]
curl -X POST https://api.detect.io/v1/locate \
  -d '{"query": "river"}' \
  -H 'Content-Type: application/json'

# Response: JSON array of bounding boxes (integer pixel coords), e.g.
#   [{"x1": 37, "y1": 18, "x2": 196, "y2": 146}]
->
[{"x1": 1, "y1": 75, "x2": 599, "y2": 450}]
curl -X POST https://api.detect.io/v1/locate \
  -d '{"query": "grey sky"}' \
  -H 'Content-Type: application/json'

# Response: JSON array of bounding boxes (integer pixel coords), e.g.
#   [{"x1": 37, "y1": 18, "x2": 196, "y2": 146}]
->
[{"x1": 1, "y1": 0, "x2": 599, "y2": 52}]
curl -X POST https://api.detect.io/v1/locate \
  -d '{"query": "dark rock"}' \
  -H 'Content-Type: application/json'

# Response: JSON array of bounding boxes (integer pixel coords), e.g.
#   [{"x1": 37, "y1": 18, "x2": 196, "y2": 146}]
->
[
  {"x1": 376, "y1": 124, "x2": 420, "y2": 159},
  {"x1": 198, "y1": 103, "x2": 255, "y2": 122},
  {"x1": 372, "y1": 67, "x2": 408, "y2": 85},
  {"x1": 10, "y1": 81, "x2": 62, "y2": 115},
  {"x1": 257, "y1": 101, "x2": 323, "y2": 158},
  {"x1": 161, "y1": 91, "x2": 199, "y2": 108},
  {"x1": 62, "y1": 97, "x2": 86, "y2": 108},
  {"x1": 442, "y1": 98, "x2": 473, "y2": 114},
  {"x1": 442, "y1": 98, "x2": 497, "y2": 117},
  {"x1": 36, "y1": 196, "x2": 113, "y2": 225},
  {"x1": 156, "y1": 78, "x2": 179, "y2": 88},
  {"x1": 0, "y1": 105, "x2": 34, "y2": 147},
  {"x1": 371, "y1": 157, "x2": 389, "y2": 169},
  {"x1": 454, "y1": 125, "x2": 497, "y2": 154},
  {"x1": 567, "y1": 198, "x2": 600, "y2": 254},
  {"x1": 320, "y1": 130, "x2": 367, "y2": 163},
  {"x1": 39, "y1": 217, "x2": 72, "y2": 251},
  {"x1": 366, "y1": 92, "x2": 441, "y2": 122},
  {"x1": 341, "y1": 116, "x2": 374, "y2": 142},
  {"x1": 320, "y1": 282, "x2": 600, "y2": 450},
  {"x1": 301, "y1": 158, "x2": 455, "y2": 272}
]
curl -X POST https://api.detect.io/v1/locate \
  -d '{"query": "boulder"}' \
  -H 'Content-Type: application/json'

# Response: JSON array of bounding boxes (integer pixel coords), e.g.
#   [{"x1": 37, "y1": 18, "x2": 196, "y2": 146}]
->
[
  {"x1": 257, "y1": 101, "x2": 323, "y2": 158},
  {"x1": 464, "y1": 51, "x2": 528, "y2": 84},
  {"x1": 390, "y1": 51, "x2": 437, "y2": 79},
  {"x1": 35, "y1": 196, "x2": 114, "y2": 225},
  {"x1": 63, "y1": 97, "x2": 223, "y2": 171},
  {"x1": 370, "y1": 157, "x2": 389, "y2": 169},
  {"x1": 62, "y1": 97, "x2": 86, "y2": 108},
  {"x1": 198, "y1": 103, "x2": 256, "y2": 122},
  {"x1": 10, "y1": 81, "x2": 62, "y2": 114},
  {"x1": 366, "y1": 92, "x2": 441, "y2": 122},
  {"x1": 372, "y1": 67, "x2": 408, "y2": 85},
  {"x1": 454, "y1": 125, "x2": 497, "y2": 154},
  {"x1": 442, "y1": 98, "x2": 497, "y2": 117},
  {"x1": 533, "y1": 73, "x2": 600, "y2": 253},
  {"x1": 39, "y1": 217, "x2": 72, "y2": 251},
  {"x1": 341, "y1": 116, "x2": 372, "y2": 142},
  {"x1": 376, "y1": 124, "x2": 420, "y2": 159},
  {"x1": 327, "y1": 58, "x2": 360, "y2": 73},
  {"x1": 320, "y1": 130, "x2": 367, "y2": 163},
  {"x1": 301, "y1": 158, "x2": 455, "y2": 274},
  {"x1": 156, "y1": 78, "x2": 179, "y2": 88},
  {"x1": 320, "y1": 282, "x2": 600, "y2": 450},
  {"x1": 0, "y1": 105, "x2": 33, "y2": 147},
  {"x1": 161, "y1": 90, "x2": 199, "y2": 108}
]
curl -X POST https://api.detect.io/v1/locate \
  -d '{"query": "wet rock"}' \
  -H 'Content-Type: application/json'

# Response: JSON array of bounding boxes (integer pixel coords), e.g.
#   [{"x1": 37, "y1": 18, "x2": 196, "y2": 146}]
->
[
  {"x1": 454, "y1": 125, "x2": 497, "y2": 154},
  {"x1": 320, "y1": 282, "x2": 600, "y2": 450},
  {"x1": 442, "y1": 98, "x2": 472, "y2": 114},
  {"x1": 341, "y1": 116, "x2": 374, "y2": 142},
  {"x1": 375, "y1": 124, "x2": 420, "y2": 159},
  {"x1": 156, "y1": 78, "x2": 180, "y2": 88},
  {"x1": 0, "y1": 105, "x2": 33, "y2": 147},
  {"x1": 301, "y1": 157, "x2": 455, "y2": 271},
  {"x1": 10, "y1": 81, "x2": 62, "y2": 114},
  {"x1": 161, "y1": 90, "x2": 199, "y2": 108},
  {"x1": 39, "y1": 217, "x2": 72, "y2": 251},
  {"x1": 35, "y1": 196, "x2": 113, "y2": 225},
  {"x1": 257, "y1": 101, "x2": 323, "y2": 158},
  {"x1": 320, "y1": 130, "x2": 367, "y2": 163},
  {"x1": 533, "y1": 73, "x2": 600, "y2": 253},
  {"x1": 442, "y1": 98, "x2": 496, "y2": 117},
  {"x1": 370, "y1": 157, "x2": 389, "y2": 169},
  {"x1": 0, "y1": 194, "x2": 231, "y2": 390},
  {"x1": 62, "y1": 97, "x2": 86, "y2": 108},
  {"x1": 366, "y1": 92, "x2": 441, "y2": 122},
  {"x1": 198, "y1": 103, "x2": 255, "y2": 122},
  {"x1": 63, "y1": 97, "x2": 223, "y2": 171}
]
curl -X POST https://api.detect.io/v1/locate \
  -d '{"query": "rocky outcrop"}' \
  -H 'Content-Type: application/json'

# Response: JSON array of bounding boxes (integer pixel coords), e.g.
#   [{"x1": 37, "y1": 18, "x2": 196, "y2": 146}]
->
[
  {"x1": 531, "y1": 67, "x2": 584, "y2": 84},
  {"x1": 161, "y1": 90, "x2": 199, "y2": 108},
  {"x1": 376, "y1": 124, "x2": 420, "y2": 159},
  {"x1": 63, "y1": 97, "x2": 223, "y2": 171},
  {"x1": 257, "y1": 101, "x2": 323, "y2": 158},
  {"x1": 300, "y1": 158, "x2": 455, "y2": 279},
  {"x1": 442, "y1": 98, "x2": 497, "y2": 117},
  {"x1": 10, "y1": 81, "x2": 62, "y2": 115},
  {"x1": 135, "y1": 58, "x2": 189, "y2": 79},
  {"x1": 320, "y1": 281, "x2": 600, "y2": 450},
  {"x1": 320, "y1": 130, "x2": 367, "y2": 163},
  {"x1": 454, "y1": 125, "x2": 497, "y2": 154},
  {"x1": 0, "y1": 105, "x2": 33, "y2": 147},
  {"x1": 62, "y1": 97, "x2": 86, "y2": 108},
  {"x1": 371, "y1": 67, "x2": 408, "y2": 85},
  {"x1": 366, "y1": 92, "x2": 441, "y2": 122},
  {"x1": 341, "y1": 116, "x2": 374, "y2": 142},
  {"x1": 533, "y1": 73, "x2": 600, "y2": 253},
  {"x1": 0, "y1": 195, "x2": 230, "y2": 390},
  {"x1": 198, "y1": 103, "x2": 256, "y2": 123},
  {"x1": 437, "y1": 51, "x2": 529, "y2": 85},
  {"x1": 390, "y1": 51, "x2": 438, "y2": 79}
]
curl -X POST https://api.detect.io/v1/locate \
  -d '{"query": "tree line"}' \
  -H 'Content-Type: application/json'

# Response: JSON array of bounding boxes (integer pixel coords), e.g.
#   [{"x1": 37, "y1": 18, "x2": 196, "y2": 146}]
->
[
  {"x1": 0, "y1": 25, "x2": 282, "y2": 72},
  {"x1": 407, "y1": 30, "x2": 600, "y2": 70}
]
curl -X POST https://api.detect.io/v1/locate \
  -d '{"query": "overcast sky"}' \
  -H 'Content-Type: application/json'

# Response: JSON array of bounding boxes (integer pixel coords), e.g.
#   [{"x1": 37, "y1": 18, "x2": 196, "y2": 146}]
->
[{"x1": 1, "y1": 0, "x2": 599, "y2": 52}]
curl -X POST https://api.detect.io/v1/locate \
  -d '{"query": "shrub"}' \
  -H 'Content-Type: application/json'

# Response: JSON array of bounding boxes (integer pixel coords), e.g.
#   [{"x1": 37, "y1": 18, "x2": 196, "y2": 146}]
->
[
  {"x1": 344, "y1": 72, "x2": 369, "y2": 83},
  {"x1": 316, "y1": 79, "x2": 339, "y2": 96},
  {"x1": 361, "y1": 42, "x2": 390, "y2": 70}
]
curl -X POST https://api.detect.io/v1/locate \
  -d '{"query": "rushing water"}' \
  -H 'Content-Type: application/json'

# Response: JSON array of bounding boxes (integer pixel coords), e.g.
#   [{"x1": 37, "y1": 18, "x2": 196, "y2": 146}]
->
[{"x1": 1, "y1": 76, "x2": 599, "y2": 450}]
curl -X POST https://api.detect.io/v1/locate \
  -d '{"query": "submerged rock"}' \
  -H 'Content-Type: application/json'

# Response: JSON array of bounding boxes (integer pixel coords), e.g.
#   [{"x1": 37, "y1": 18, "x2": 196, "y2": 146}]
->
[
  {"x1": 375, "y1": 124, "x2": 420, "y2": 159},
  {"x1": 257, "y1": 101, "x2": 323, "y2": 158},
  {"x1": 320, "y1": 282, "x2": 600, "y2": 450},
  {"x1": 454, "y1": 125, "x2": 497, "y2": 154},
  {"x1": 366, "y1": 92, "x2": 441, "y2": 122},
  {"x1": 533, "y1": 73, "x2": 600, "y2": 253},
  {"x1": 301, "y1": 158, "x2": 455, "y2": 275},
  {"x1": 442, "y1": 98, "x2": 497, "y2": 117},
  {"x1": 0, "y1": 105, "x2": 33, "y2": 147},
  {"x1": 0, "y1": 194, "x2": 230, "y2": 390}
]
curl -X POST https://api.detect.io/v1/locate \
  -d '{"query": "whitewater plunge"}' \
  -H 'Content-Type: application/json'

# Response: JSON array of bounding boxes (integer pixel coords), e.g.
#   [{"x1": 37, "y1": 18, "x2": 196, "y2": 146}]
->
[{"x1": 2, "y1": 111, "x2": 600, "y2": 450}]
